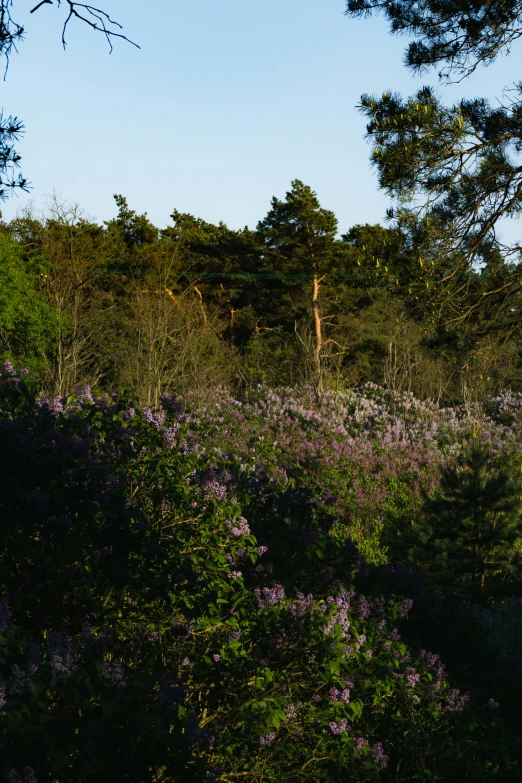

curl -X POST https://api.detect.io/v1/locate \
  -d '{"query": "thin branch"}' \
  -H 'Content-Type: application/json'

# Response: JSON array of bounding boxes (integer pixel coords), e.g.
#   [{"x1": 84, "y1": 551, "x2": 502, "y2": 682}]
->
[{"x1": 29, "y1": 1, "x2": 141, "y2": 52}]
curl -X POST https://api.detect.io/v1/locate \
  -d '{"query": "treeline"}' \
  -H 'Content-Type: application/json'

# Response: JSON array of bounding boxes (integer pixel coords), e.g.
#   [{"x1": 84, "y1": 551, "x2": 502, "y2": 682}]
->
[{"x1": 2, "y1": 181, "x2": 521, "y2": 405}]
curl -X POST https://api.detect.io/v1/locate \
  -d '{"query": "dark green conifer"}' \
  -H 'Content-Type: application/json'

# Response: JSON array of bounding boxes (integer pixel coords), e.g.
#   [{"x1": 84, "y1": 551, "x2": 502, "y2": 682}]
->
[{"x1": 417, "y1": 439, "x2": 522, "y2": 595}]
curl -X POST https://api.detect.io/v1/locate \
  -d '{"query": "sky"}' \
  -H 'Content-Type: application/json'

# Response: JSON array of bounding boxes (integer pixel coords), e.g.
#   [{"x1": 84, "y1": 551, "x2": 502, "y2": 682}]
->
[{"x1": 1, "y1": 0, "x2": 521, "y2": 237}]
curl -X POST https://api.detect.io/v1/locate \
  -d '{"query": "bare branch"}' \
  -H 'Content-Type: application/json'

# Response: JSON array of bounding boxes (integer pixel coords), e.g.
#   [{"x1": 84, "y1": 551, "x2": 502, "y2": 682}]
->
[{"x1": 58, "y1": 2, "x2": 140, "y2": 52}]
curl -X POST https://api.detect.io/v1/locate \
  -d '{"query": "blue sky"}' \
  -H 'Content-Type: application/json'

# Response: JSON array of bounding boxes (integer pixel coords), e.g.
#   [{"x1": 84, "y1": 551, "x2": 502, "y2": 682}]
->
[{"x1": 1, "y1": 0, "x2": 520, "y2": 237}]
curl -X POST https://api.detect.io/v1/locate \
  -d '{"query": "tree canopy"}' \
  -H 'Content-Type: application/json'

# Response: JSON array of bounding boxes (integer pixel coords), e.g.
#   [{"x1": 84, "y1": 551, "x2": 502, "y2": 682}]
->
[
  {"x1": 345, "y1": 0, "x2": 522, "y2": 326},
  {"x1": 345, "y1": 0, "x2": 522, "y2": 80}
]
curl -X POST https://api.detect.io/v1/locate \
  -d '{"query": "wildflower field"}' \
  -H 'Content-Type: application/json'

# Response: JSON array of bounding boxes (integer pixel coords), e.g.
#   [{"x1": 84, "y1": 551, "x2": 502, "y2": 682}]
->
[{"x1": 2, "y1": 362, "x2": 522, "y2": 781}]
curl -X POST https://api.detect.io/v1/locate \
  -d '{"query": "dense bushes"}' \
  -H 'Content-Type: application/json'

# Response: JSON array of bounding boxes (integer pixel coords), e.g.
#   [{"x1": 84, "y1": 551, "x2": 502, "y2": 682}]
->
[{"x1": 1, "y1": 365, "x2": 521, "y2": 781}]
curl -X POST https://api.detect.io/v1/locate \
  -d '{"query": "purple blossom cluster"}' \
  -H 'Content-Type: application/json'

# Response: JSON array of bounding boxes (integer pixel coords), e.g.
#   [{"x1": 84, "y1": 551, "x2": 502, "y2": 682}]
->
[
  {"x1": 101, "y1": 659, "x2": 126, "y2": 690},
  {"x1": 323, "y1": 589, "x2": 356, "y2": 639},
  {"x1": 445, "y1": 689, "x2": 470, "y2": 712},
  {"x1": 329, "y1": 718, "x2": 348, "y2": 734},
  {"x1": 0, "y1": 598, "x2": 11, "y2": 634},
  {"x1": 405, "y1": 667, "x2": 420, "y2": 688},
  {"x1": 3, "y1": 768, "x2": 38, "y2": 783},
  {"x1": 9, "y1": 666, "x2": 29, "y2": 696},
  {"x1": 285, "y1": 702, "x2": 297, "y2": 719},
  {"x1": 141, "y1": 407, "x2": 166, "y2": 429},
  {"x1": 48, "y1": 631, "x2": 78, "y2": 686},
  {"x1": 160, "y1": 392, "x2": 190, "y2": 421},
  {"x1": 371, "y1": 741, "x2": 389, "y2": 770},
  {"x1": 329, "y1": 686, "x2": 351, "y2": 703},
  {"x1": 254, "y1": 584, "x2": 286, "y2": 608},
  {"x1": 354, "y1": 737, "x2": 369, "y2": 754},
  {"x1": 356, "y1": 595, "x2": 371, "y2": 619},
  {"x1": 289, "y1": 592, "x2": 315, "y2": 617},
  {"x1": 257, "y1": 732, "x2": 277, "y2": 746},
  {"x1": 399, "y1": 599, "x2": 414, "y2": 617},
  {"x1": 226, "y1": 517, "x2": 251, "y2": 538},
  {"x1": 418, "y1": 649, "x2": 446, "y2": 680}
]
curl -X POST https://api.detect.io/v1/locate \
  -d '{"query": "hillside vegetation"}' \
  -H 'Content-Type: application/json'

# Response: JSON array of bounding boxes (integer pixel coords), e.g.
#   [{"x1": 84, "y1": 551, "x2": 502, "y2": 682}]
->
[{"x1": 2, "y1": 364, "x2": 522, "y2": 781}]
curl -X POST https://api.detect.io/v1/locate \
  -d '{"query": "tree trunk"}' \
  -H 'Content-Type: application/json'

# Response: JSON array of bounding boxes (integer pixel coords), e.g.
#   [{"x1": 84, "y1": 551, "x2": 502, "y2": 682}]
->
[
  {"x1": 194, "y1": 286, "x2": 208, "y2": 328},
  {"x1": 312, "y1": 272, "x2": 322, "y2": 392}
]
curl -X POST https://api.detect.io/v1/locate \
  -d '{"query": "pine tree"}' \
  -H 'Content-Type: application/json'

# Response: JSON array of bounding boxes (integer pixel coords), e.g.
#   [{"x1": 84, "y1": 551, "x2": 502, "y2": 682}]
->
[
  {"x1": 256, "y1": 180, "x2": 338, "y2": 393},
  {"x1": 417, "y1": 439, "x2": 522, "y2": 595}
]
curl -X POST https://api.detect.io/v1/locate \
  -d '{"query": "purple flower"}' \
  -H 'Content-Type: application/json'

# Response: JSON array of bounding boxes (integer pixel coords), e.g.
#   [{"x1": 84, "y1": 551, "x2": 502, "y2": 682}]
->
[
  {"x1": 212, "y1": 654, "x2": 222, "y2": 663},
  {"x1": 160, "y1": 392, "x2": 186, "y2": 417},
  {"x1": 0, "y1": 686, "x2": 6, "y2": 715},
  {"x1": 354, "y1": 737, "x2": 369, "y2": 755},
  {"x1": 27, "y1": 644, "x2": 42, "y2": 674},
  {"x1": 355, "y1": 633, "x2": 367, "y2": 651},
  {"x1": 371, "y1": 741, "x2": 389, "y2": 770},
  {"x1": 257, "y1": 732, "x2": 277, "y2": 746},
  {"x1": 49, "y1": 631, "x2": 78, "y2": 686},
  {"x1": 356, "y1": 595, "x2": 371, "y2": 619},
  {"x1": 181, "y1": 657, "x2": 192, "y2": 667},
  {"x1": 405, "y1": 667, "x2": 420, "y2": 688},
  {"x1": 257, "y1": 546, "x2": 268, "y2": 555},
  {"x1": 229, "y1": 571, "x2": 242, "y2": 580},
  {"x1": 445, "y1": 689, "x2": 470, "y2": 712},
  {"x1": 399, "y1": 598, "x2": 414, "y2": 617},
  {"x1": 329, "y1": 718, "x2": 348, "y2": 735},
  {"x1": 142, "y1": 407, "x2": 166, "y2": 429},
  {"x1": 75, "y1": 384, "x2": 94, "y2": 404},
  {"x1": 254, "y1": 584, "x2": 285, "y2": 609},
  {"x1": 162, "y1": 425, "x2": 180, "y2": 448},
  {"x1": 289, "y1": 592, "x2": 315, "y2": 617},
  {"x1": 0, "y1": 597, "x2": 12, "y2": 634},
  {"x1": 102, "y1": 659, "x2": 126, "y2": 690},
  {"x1": 9, "y1": 665, "x2": 28, "y2": 696},
  {"x1": 226, "y1": 517, "x2": 251, "y2": 538},
  {"x1": 488, "y1": 697, "x2": 499, "y2": 710},
  {"x1": 286, "y1": 703, "x2": 297, "y2": 719},
  {"x1": 3, "y1": 768, "x2": 37, "y2": 783},
  {"x1": 228, "y1": 631, "x2": 241, "y2": 642}
]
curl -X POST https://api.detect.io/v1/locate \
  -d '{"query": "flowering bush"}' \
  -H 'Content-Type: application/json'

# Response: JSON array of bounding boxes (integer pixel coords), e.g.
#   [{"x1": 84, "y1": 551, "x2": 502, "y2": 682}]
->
[{"x1": 0, "y1": 364, "x2": 519, "y2": 781}]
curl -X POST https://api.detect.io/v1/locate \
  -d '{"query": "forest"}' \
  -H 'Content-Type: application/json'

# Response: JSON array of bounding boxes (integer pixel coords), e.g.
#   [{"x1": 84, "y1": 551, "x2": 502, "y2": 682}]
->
[
  {"x1": 0, "y1": 183, "x2": 520, "y2": 408},
  {"x1": 3, "y1": 0, "x2": 522, "y2": 781}
]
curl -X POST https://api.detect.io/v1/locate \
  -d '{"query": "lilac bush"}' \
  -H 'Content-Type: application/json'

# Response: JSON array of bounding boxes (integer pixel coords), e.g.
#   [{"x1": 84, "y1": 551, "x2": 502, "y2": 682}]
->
[
  {"x1": 184, "y1": 382, "x2": 522, "y2": 565},
  {"x1": 0, "y1": 364, "x2": 518, "y2": 781}
]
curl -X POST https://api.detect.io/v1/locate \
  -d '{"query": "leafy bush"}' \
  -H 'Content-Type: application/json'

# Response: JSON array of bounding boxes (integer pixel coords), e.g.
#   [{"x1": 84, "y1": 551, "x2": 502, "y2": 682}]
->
[{"x1": 0, "y1": 366, "x2": 519, "y2": 781}]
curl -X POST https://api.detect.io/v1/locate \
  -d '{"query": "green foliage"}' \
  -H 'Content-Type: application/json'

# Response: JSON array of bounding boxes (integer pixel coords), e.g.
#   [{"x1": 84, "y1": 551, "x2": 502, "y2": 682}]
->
[
  {"x1": 0, "y1": 368, "x2": 519, "y2": 781},
  {"x1": 256, "y1": 179, "x2": 338, "y2": 275},
  {"x1": 105, "y1": 195, "x2": 159, "y2": 252},
  {"x1": 346, "y1": 0, "x2": 522, "y2": 330},
  {"x1": 412, "y1": 440, "x2": 522, "y2": 596},
  {"x1": 0, "y1": 232, "x2": 57, "y2": 372},
  {"x1": 0, "y1": 187, "x2": 518, "y2": 402},
  {"x1": 345, "y1": 0, "x2": 522, "y2": 79}
]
